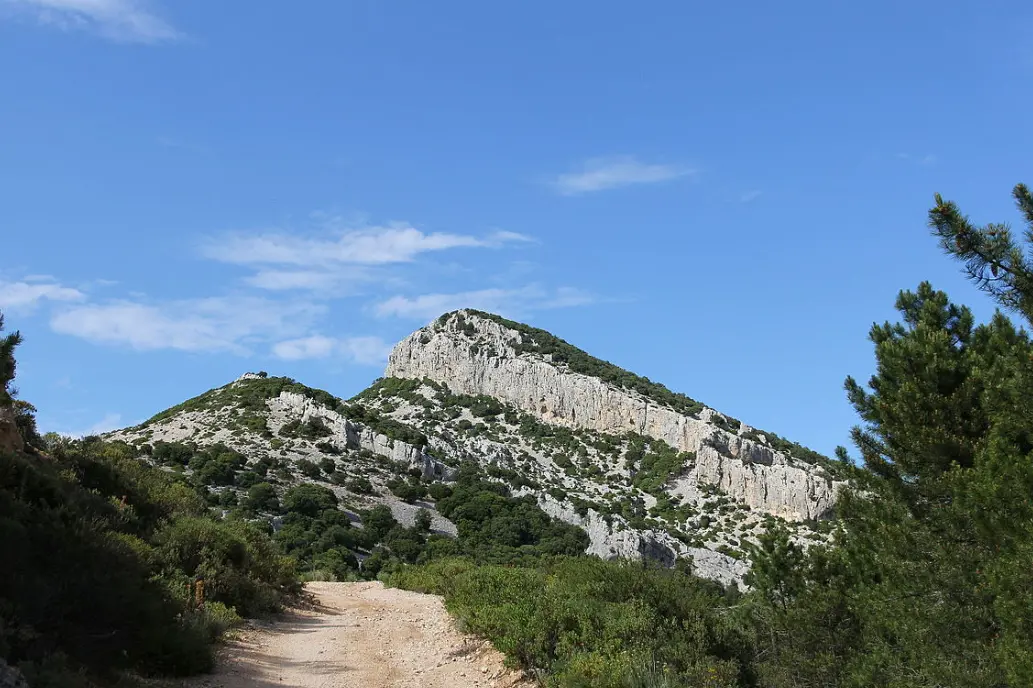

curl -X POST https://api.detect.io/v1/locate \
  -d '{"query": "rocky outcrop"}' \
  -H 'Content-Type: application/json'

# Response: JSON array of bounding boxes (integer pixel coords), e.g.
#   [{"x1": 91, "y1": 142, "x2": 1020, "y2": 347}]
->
[
  {"x1": 0, "y1": 405, "x2": 23, "y2": 455},
  {"x1": 535, "y1": 494, "x2": 749, "y2": 586},
  {"x1": 386, "y1": 310, "x2": 843, "y2": 522},
  {"x1": 267, "y1": 392, "x2": 457, "y2": 481}
]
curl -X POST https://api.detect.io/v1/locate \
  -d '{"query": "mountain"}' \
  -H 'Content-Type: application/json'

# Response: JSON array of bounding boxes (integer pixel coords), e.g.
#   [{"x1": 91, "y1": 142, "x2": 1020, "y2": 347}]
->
[{"x1": 108, "y1": 309, "x2": 846, "y2": 586}]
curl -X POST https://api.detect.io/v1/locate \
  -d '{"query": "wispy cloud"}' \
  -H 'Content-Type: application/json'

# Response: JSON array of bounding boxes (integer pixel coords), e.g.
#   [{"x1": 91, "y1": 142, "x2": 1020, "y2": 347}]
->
[
  {"x1": 44, "y1": 411, "x2": 124, "y2": 438},
  {"x1": 201, "y1": 225, "x2": 529, "y2": 268},
  {"x1": 272, "y1": 335, "x2": 392, "y2": 365},
  {"x1": 2, "y1": 0, "x2": 181, "y2": 43},
  {"x1": 739, "y1": 190, "x2": 763, "y2": 203},
  {"x1": 243, "y1": 268, "x2": 378, "y2": 293},
  {"x1": 551, "y1": 156, "x2": 695, "y2": 195},
  {"x1": 374, "y1": 284, "x2": 594, "y2": 321},
  {"x1": 50, "y1": 296, "x2": 323, "y2": 354},
  {"x1": 74, "y1": 412, "x2": 123, "y2": 437},
  {"x1": 202, "y1": 223, "x2": 531, "y2": 295},
  {"x1": 0, "y1": 279, "x2": 86, "y2": 312}
]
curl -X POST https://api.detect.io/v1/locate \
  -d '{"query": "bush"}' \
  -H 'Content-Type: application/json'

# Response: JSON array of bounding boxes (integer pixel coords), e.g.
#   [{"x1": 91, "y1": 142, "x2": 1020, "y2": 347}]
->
[
  {"x1": 414, "y1": 508, "x2": 433, "y2": 532},
  {"x1": 245, "y1": 482, "x2": 280, "y2": 512},
  {"x1": 0, "y1": 435, "x2": 298, "y2": 682},
  {"x1": 154, "y1": 516, "x2": 297, "y2": 616},
  {"x1": 348, "y1": 476, "x2": 374, "y2": 494},
  {"x1": 152, "y1": 440, "x2": 194, "y2": 466},
  {"x1": 295, "y1": 458, "x2": 322, "y2": 480},
  {"x1": 283, "y1": 484, "x2": 338, "y2": 517},
  {"x1": 188, "y1": 444, "x2": 247, "y2": 486},
  {"x1": 386, "y1": 557, "x2": 748, "y2": 687},
  {"x1": 427, "y1": 482, "x2": 454, "y2": 501},
  {"x1": 387, "y1": 477, "x2": 428, "y2": 503},
  {"x1": 360, "y1": 505, "x2": 399, "y2": 542}
]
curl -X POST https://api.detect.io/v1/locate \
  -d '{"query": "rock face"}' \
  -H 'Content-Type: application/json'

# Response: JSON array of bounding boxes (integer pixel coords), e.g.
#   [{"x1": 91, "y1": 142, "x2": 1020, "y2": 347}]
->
[
  {"x1": 387, "y1": 310, "x2": 843, "y2": 522},
  {"x1": 0, "y1": 405, "x2": 23, "y2": 455},
  {"x1": 267, "y1": 392, "x2": 456, "y2": 481},
  {"x1": 532, "y1": 493, "x2": 751, "y2": 586}
]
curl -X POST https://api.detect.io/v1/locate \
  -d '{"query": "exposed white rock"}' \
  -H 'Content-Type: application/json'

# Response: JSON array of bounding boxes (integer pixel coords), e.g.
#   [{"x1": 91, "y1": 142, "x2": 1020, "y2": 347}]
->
[
  {"x1": 534, "y1": 493, "x2": 749, "y2": 587},
  {"x1": 267, "y1": 392, "x2": 456, "y2": 481},
  {"x1": 387, "y1": 310, "x2": 844, "y2": 522}
]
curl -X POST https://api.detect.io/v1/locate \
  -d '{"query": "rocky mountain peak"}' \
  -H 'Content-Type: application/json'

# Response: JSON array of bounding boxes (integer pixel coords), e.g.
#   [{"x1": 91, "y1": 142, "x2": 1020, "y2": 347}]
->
[
  {"x1": 106, "y1": 310, "x2": 847, "y2": 587},
  {"x1": 387, "y1": 310, "x2": 845, "y2": 523}
]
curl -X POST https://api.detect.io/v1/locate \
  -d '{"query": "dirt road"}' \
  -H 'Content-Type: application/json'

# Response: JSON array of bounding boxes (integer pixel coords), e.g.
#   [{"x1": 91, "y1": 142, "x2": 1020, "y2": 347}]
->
[{"x1": 180, "y1": 582, "x2": 530, "y2": 688}]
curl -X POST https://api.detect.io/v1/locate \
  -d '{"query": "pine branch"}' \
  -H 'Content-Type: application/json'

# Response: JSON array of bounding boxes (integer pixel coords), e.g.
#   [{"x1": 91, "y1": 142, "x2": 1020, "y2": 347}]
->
[{"x1": 930, "y1": 185, "x2": 1033, "y2": 325}]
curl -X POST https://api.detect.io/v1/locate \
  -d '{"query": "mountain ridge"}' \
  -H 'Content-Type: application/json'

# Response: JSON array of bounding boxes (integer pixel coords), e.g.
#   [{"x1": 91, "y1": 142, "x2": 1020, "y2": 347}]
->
[{"x1": 108, "y1": 309, "x2": 846, "y2": 586}]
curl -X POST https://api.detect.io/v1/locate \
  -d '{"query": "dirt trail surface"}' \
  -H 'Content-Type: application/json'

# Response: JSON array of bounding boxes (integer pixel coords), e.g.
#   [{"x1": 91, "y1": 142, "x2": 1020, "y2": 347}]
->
[{"x1": 179, "y1": 582, "x2": 531, "y2": 688}]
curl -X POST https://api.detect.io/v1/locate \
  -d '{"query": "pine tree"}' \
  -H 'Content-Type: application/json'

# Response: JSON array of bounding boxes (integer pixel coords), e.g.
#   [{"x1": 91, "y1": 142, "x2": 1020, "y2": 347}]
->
[
  {"x1": 746, "y1": 183, "x2": 1033, "y2": 686},
  {"x1": 0, "y1": 311, "x2": 23, "y2": 405},
  {"x1": 930, "y1": 183, "x2": 1033, "y2": 322}
]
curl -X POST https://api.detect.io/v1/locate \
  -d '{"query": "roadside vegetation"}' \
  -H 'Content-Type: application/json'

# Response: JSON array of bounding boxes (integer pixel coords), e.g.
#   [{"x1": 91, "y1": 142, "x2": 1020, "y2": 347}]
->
[{"x1": 0, "y1": 320, "x2": 298, "y2": 685}]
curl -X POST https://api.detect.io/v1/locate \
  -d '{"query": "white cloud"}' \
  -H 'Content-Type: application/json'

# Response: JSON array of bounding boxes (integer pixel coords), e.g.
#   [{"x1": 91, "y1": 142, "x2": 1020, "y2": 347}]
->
[
  {"x1": 244, "y1": 270, "x2": 356, "y2": 292},
  {"x1": 0, "y1": 280, "x2": 86, "y2": 312},
  {"x1": 489, "y1": 230, "x2": 536, "y2": 244},
  {"x1": 339, "y1": 336, "x2": 394, "y2": 365},
  {"x1": 82, "y1": 412, "x2": 123, "y2": 436},
  {"x1": 543, "y1": 286, "x2": 595, "y2": 309},
  {"x1": 739, "y1": 190, "x2": 763, "y2": 203},
  {"x1": 2, "y1": 0, "x2": 181, "y2": 43},
  {"x1": 374, "y1": 284, "x2": 594, "y2": 321},
  {"x1": 241, "y1": 266, "x2": 394, "y2": 294},
  {"x1": 551, "y1": 156, "x2": 694, "y2": 195},
  {"x1": 50, "y1": 296, "x2": 322, "y2": 353},
  {"x1": 271, "y1": 335, "x2": 336, "y2": 360},
  {"x1": 56, "y1": 412, "x2": 123, "y2": 438},
  {"x1": 201, "y1": 225, "x2": 531, "y2": 268},
  {"x1": 272, "y1": 334, "x2": 391, "y2": 365}
]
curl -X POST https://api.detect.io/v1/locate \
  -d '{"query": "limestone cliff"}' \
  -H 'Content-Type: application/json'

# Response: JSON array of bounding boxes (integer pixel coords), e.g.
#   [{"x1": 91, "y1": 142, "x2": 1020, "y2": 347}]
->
[{"x1": 386, "y1": 310, "x2": 843, "y2": 522}]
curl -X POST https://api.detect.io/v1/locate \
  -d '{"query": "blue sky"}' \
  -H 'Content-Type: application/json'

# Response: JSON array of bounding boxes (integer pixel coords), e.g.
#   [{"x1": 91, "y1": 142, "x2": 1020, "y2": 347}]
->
[{"x1": 2, "y1": 1, "x2": 1031, "y2": 455}]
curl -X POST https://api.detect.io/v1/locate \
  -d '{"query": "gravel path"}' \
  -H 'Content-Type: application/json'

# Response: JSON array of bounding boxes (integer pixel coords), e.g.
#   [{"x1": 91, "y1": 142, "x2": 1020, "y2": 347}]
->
[{"x1": 180, "y1": 582, "x2": 530, "y2": 688}]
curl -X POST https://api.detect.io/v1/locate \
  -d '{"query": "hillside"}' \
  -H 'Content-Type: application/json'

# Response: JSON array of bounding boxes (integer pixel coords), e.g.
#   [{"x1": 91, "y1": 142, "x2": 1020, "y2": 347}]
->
[{"x1": 108, "y1": 310, "x2": 843, "y2": 586}]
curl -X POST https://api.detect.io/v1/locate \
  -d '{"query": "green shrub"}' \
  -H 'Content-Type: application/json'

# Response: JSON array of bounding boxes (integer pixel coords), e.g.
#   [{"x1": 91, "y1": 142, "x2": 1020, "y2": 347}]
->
[
  {"x1": 347, "y1": 476, "x2": 374, "y2": 494},
  {"x1": 283, "y1": 484, "x2": 338, "y2": 517},
  {"x1": 295, "y1": 458, "x2": 322, "y2": 480},
  {"x1": 188, "y1": 444, "x2": 247, "y2": 486},
  {"x1": 152, "y1": 441, "x2": 194, "y2": 465},
  {"x1": 154, "y1": 516, "x2": 297, "y2": 616},
  {"x1": 387, "y1": 477, "x2": 428, "y2": 503},
  {"x1": 386, "y1": 557, "x2": 747, "y2": 687},
  {"x1": 427, "y1": 482, "x2": 453, "y2": 500},
  {"x1": 245, "y1": 482, "x2": 280, "y2": 512},
  {"x1": 0, "y1": 434, "x2": 298, "y2": 683}
]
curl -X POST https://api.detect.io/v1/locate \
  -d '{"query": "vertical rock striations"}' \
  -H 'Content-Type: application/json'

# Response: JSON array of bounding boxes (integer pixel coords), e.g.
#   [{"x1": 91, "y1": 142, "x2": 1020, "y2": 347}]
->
[{"x1": 386, "y1": 310, "x2": 843, "y2": 522}]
